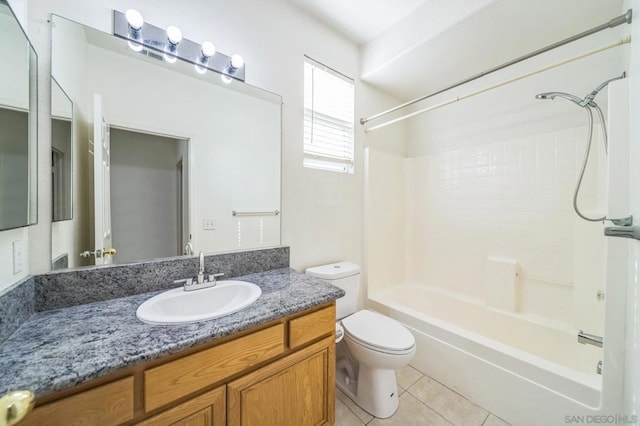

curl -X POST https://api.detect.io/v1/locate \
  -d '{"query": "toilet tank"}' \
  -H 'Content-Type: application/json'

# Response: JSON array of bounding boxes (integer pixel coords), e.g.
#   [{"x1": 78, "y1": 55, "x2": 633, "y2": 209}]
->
[{"x1": 306, "y1": 261, "x2": 360, "y2": 319}]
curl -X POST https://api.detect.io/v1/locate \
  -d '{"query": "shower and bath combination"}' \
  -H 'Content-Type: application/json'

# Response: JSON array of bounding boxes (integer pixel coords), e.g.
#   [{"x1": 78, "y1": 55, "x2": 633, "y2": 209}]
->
[{"x1": 536, "y1": 73, "x2": 640, "y2": 240}]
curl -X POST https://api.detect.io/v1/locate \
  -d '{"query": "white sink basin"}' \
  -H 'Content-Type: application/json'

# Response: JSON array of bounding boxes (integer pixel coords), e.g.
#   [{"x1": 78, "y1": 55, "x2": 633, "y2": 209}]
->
[{"x1": 136, "y1": 280, "x2": 262, "y2": 324}]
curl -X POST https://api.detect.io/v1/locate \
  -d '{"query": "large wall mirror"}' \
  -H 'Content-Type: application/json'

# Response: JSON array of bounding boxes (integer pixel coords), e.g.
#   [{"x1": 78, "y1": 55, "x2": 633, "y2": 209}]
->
[
  {"x1": 51, "y1": 14, "x2": 282, "y2": 270},
  {"x1": 0, "y1": 0, "x2": 37, "y2": 231}
]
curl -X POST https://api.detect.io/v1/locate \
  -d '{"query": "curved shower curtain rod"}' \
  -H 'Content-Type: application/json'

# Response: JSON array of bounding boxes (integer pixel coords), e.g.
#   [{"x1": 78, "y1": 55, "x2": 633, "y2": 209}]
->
[{"x1": 360, "y1": 9, "x2": 632, "y2": 129}]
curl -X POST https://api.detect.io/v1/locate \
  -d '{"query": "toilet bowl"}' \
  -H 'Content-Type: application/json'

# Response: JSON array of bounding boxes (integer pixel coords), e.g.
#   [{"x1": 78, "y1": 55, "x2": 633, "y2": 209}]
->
[
  {"x1": 306, "y1": 262, "x2": 416, "y2": 418},
  {"x1": 339, "y1": 309, "x2": 416, "y2": 418}
]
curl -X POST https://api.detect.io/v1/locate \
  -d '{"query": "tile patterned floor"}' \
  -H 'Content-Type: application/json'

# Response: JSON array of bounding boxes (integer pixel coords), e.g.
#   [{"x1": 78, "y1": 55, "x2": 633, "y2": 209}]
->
[{"x1": 335, "y1": 365, "x2": 511, "y2": 426}]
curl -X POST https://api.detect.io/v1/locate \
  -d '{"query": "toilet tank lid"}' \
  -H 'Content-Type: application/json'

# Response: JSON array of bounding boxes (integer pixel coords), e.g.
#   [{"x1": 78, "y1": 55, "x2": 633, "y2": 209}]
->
[{"x1": 305, "y1": 261, "x2": 360, "y2": 280}]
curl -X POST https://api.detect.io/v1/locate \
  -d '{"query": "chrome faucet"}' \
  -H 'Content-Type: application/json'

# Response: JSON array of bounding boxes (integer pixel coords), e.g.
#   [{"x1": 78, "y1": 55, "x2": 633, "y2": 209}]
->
[
  {"x1": 197, "y1": 251, "x2": 205, "y2": 284},
  {"x1": 174, "y1": 251, "x2": 224, "y2": 291}
]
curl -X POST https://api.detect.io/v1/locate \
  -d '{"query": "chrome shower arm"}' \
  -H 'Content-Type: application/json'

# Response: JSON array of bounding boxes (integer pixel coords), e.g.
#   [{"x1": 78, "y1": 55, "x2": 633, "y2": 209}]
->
[{"x1": 582, "y1": 72, "x2": 626, "y2": 106}]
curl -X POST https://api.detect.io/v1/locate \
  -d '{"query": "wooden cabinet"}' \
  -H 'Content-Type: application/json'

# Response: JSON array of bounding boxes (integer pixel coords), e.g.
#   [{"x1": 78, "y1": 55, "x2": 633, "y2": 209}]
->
[
  {"x1": 20, "y1": 303, "x2": 335, "y2": 426},
  {"x1": 228, "y1": 337, "x2": 335, "y2": 426}
]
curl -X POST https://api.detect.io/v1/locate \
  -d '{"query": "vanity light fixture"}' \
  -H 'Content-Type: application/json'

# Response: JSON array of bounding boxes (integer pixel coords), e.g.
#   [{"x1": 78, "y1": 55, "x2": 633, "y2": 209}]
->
[
  {"x1": 113, "y1": 9, "x2": 246, "y2": 81},
  {"x1": 163, "y1": 25, "x2": 182, "y2": 63},
  {"x1": 125, "y1": 9, "x2": 144, "y2": 52},
  {"x1": 195, "y1": 41, "x2": 216, "y2": 74}
]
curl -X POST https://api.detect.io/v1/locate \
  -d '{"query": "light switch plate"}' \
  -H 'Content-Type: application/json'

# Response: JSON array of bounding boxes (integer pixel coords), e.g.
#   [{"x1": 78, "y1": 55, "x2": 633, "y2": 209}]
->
[
  {"x1": 12, "y1": 240, "x2": 24, "y2": 274},
  {"x1": 203, "y1": 218, "x2": 216, "y2": 230}
]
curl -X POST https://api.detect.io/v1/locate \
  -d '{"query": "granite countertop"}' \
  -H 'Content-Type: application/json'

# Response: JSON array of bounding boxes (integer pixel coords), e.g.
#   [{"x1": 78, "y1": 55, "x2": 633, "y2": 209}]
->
[{"x1": 0, "y1": 268, "x2": 344, "y2": 398}]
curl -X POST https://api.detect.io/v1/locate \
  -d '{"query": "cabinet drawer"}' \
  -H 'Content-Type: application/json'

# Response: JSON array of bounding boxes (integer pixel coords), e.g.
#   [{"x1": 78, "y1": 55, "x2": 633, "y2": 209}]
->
[
  {"x1": 145, "y1": 324, "x2": 284, "y2": 412},
  {"x1": 137, "y1": 386, "x2": 226, "y2": 426},
  {"x1": 22, "y1": 376, "x2": 134, "y2": 426},
  {"x1": 288, "y1": 305, "x2": 335, "y2": 349}
]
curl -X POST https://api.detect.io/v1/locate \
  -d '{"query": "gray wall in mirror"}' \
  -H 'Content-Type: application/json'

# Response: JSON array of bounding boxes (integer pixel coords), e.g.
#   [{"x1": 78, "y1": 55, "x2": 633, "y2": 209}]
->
[
  {"x1": 51, "y1": 15, "x2": 282, "y2": 272},
  {"x1": 0, "y1": 1, "x2": 37, "y2": 231}
]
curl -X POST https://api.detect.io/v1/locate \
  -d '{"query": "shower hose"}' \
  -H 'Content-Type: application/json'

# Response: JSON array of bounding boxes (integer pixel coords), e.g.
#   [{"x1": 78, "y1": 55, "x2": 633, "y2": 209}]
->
[{"x1": 573, "y1": 103, "x2": 608, "y2": 222}]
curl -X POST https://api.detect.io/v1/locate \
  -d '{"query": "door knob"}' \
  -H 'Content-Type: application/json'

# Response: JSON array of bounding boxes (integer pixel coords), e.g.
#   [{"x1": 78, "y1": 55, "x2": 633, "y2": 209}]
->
[
  {"x1": 80, "y1": 248, "x2": 117, "y2": 258},
  {"x1": 0, "y1": 390, "x2": 35, "y2": 426}
]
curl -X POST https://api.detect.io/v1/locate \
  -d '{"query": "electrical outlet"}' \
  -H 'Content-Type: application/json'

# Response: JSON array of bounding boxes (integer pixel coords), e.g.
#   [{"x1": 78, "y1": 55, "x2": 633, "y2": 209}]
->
[
  {"x1": 203, "y1": 218, "x2": 216, "y2": 230},
  {"x1": 12, "y1": 240, "x2": 24, "y2": 274}
]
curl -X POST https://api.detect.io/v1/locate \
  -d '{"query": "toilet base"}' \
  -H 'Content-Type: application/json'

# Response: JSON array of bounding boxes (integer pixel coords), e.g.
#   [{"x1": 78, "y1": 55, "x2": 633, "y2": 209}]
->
[
  {"x1": 336, "y1": 363, "x2": 400, "y2": 419},
  {"x1": 336, "y1": 361, "x2": 358, "y2": 397}
]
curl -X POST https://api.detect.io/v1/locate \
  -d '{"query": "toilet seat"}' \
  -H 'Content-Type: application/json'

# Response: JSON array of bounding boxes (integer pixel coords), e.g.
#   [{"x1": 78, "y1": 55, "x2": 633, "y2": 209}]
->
[{"x1": 341, "y1": 310, "x2": 415, "y2": 355}]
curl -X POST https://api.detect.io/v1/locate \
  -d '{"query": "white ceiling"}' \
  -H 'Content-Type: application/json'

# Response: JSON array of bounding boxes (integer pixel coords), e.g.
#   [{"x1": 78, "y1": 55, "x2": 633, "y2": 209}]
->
[
  {"x1": 285, "y1": 0, "x2": 627, "y2": 103},
  {"x1": 284, "y1": 0, "x2": 429, "y2": 45}
]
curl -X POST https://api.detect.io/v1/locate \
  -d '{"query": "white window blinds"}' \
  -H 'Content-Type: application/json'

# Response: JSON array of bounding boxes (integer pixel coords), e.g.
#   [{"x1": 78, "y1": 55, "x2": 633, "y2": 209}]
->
[{"x1": 303, "y1": 57, "x2": 354, "y2": 174}]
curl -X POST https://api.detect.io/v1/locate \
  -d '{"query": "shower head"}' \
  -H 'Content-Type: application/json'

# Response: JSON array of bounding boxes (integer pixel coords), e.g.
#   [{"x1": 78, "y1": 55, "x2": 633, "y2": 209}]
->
[
  {"x1": 535, "y1": 92, "x2": 585, "y2": 107},
  {"x1": 536, "y1": 72, "x2": 627, "y2": 108}
]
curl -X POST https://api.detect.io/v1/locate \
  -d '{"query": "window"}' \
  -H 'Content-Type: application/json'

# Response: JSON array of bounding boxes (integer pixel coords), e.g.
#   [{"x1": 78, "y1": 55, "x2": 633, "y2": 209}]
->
[{"x1": 303, "y1": 56, "x2": 355, "y2": 174}]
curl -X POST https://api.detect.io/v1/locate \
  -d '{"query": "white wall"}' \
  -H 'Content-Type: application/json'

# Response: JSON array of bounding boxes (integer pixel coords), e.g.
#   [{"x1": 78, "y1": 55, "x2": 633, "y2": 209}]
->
[
  {"x1": 49, "y1": 15, "x2": 91, "y2": 272},
  {"x1": 0, "y1": 13, "x2": 29, "y2": 109},
  {"x1": 364, "y1": 149, "x2": 406, "y2": 298}
]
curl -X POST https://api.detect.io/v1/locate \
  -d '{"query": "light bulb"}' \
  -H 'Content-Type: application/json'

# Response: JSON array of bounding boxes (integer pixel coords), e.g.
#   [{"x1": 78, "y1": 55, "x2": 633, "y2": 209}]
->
[
  {"x1": 201, "y1": 41, "x2": 216, "y2": 59},
  {"x1": 194, "y1": 42, "x2": 215, "y2": 75},
  {"x1": 166, "y1": 26, "x2": 182, "y2": 45},
  {"x1": 164, "y1": 53, "x2": 177, "y2": 63},
  {"x1": 128, "y1": 40, "x2": 143, "y2": 52},
  {"x1": 125, "y1": 9, "x2": 143, "y2": 47},
  {"x1": 164, "y1": 26, "x2": 182, "y2": 64},
  {"x1": 230, "y1": 54, "x2": 244, "y2": 70},
  {"x1": 125, "y1": 9, "x2": 144, "y2": 30},
  {"x1": 221, "y1": 74, "x2": 233, "y2": 84}
]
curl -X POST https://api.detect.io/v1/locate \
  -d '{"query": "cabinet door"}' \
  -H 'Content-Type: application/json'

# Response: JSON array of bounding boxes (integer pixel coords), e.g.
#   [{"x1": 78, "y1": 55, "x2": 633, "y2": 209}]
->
[
  {"x1": 227, "y1": 337, "x2": 335, "y2": 426},
  {"x1": 138, "y1": 386, "x2": 225, "y2": 426}
]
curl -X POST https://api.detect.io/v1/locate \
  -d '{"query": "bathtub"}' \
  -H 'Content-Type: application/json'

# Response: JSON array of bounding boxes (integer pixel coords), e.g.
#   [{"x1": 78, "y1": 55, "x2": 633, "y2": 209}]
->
[{"x1": 368, "y1": 283, "x2": 605, "y2": 425}]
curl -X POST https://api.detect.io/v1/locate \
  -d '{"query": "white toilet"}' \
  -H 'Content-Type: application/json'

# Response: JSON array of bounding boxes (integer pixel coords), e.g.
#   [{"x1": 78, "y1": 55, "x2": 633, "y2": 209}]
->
[{"x1": 306, "y1": 261, "x2": 416, "y2": 418}]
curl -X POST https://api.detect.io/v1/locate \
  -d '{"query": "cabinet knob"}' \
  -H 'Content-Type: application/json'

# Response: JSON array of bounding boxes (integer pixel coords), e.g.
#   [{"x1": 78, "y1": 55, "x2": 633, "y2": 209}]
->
[{"x1": 0, "y1": 390, "x2": 35, "y2": 426}]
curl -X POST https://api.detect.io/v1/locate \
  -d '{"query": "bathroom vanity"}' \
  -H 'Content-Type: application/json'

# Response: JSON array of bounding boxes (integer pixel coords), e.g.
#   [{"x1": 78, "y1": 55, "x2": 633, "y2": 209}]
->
[
  {"x1": 0, "y1": 260, "x2": 344, "y2": 426},
  {"x1": 20, "y1": 304, "x2": 336, "y2": 425}
]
